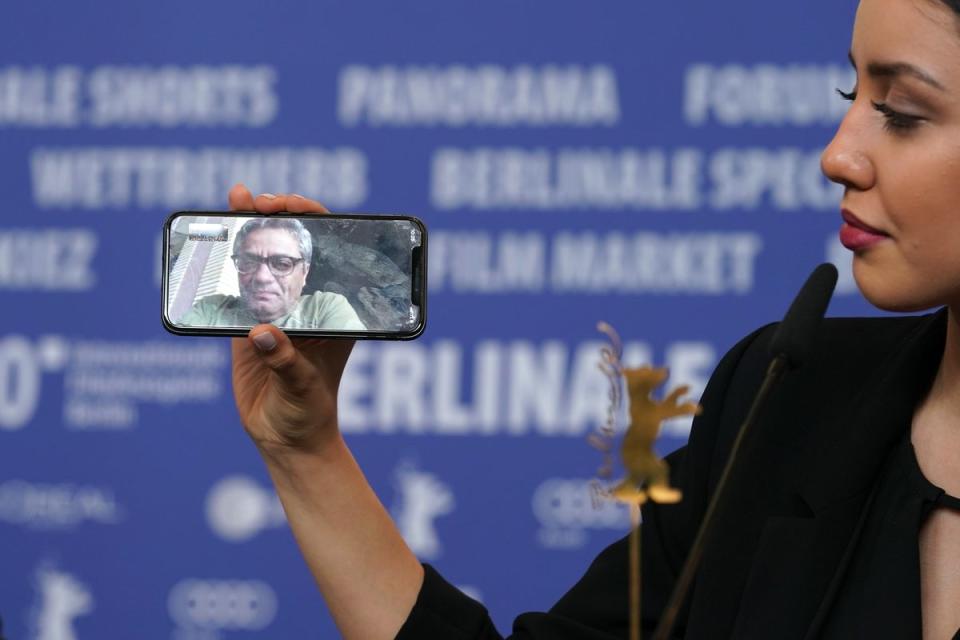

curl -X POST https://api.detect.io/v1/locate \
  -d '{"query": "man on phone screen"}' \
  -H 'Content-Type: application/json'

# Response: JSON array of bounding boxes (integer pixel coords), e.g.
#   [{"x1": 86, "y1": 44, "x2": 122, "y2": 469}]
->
[{"x1": 179, "y1": 218, "x2": 366, "y2": 330}]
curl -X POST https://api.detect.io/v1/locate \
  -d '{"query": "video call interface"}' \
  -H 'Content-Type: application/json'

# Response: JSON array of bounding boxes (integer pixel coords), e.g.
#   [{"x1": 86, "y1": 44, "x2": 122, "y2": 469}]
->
[{"x1": 165, "y1": 215, "x2": 421, "y2": 333}]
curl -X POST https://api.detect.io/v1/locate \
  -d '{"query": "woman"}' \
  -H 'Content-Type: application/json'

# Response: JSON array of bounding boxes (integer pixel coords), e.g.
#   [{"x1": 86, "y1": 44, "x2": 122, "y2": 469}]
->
[{"x1": 229, "y1": 0, "x2": 960, "y2": 637}]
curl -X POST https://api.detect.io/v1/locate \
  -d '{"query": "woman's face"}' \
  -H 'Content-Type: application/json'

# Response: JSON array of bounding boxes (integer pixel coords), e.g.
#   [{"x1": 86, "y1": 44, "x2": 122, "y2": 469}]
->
[{"x1": 821, "y1": 0, "x2": 960, "y2": 312}]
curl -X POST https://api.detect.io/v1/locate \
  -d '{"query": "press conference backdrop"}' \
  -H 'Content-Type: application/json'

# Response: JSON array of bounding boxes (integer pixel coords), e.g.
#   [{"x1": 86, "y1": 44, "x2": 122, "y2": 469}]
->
[{"x1": 1, "y1": 1, "x2": 874, "y2": 637}]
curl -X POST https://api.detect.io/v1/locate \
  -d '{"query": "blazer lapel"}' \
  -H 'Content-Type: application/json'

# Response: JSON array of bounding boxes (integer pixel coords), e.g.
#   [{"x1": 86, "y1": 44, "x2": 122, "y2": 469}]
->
[
  {"x1": 719, "y1": 311, "x2": 946, "y2": 640},
  {"x1": 729, "y1": 492, "x2": 875, "y2": 640}
]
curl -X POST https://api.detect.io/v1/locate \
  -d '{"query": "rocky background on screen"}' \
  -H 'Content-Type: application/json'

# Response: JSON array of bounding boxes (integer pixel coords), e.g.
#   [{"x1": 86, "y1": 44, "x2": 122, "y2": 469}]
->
[{"x1": 305, "y1": 218, "x2": 415, "y2": 331}]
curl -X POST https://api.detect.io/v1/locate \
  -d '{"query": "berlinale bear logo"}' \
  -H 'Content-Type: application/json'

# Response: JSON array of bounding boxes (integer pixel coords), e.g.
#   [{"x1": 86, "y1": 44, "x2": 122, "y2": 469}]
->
[
  {"x1": 31, "y1": 564, "x2": 93, "y2": 640},
  {"x1": 392, "y1": 463, "x2": 455, "y2": 560}
]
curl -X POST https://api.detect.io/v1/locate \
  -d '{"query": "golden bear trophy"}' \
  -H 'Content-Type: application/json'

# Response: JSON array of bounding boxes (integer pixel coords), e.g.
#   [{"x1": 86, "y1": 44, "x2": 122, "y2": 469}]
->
[{"x1": 589, "y1": 322, "x2": 700, "y2": 640}]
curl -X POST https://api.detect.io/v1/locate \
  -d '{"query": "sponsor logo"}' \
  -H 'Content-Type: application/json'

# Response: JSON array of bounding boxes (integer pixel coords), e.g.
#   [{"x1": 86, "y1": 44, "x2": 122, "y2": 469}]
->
[
  {"x1": 0, "y1": 480, "x2": 121, "y2": 529},
  {"x1": 391, "y1": 463, "x2": 454, "y2": 560},
  {"x1": 532, "y1": 478, "x2": 631, "y2": 550},
  {"x1": 30, "y1": 563, "x2": 93, "y2": 640},
  {"x1": 205, "y1": 475, "x2": 285, "y2": 542},
  {"x1": 168, "y1": 579, "x2": 277, "y2": 631}
]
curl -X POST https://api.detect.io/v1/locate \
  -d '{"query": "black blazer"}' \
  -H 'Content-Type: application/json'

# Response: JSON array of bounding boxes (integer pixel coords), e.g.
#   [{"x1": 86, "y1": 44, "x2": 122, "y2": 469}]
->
[{"x1": 398, "y1": 311, "x2": 946, "y2": 639}]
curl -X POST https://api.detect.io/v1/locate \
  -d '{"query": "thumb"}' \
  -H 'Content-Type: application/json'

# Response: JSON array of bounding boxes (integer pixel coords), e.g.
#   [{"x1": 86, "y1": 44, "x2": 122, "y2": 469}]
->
[{"x1": 248, "y1": 325, "x2": 317, "y2": 393}]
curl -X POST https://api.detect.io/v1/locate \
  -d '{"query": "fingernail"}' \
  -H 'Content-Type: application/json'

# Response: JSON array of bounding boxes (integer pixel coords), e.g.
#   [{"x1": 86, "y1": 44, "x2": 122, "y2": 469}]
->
[
  {"x1": 290, "y1": 193, "x2": 305, "y2": 200},
  {"x1": 252, "y1": 331, "x2": 277, "y2": 352},
  {"x1": 258, "y1": 193, "x2": 277, "y2": 200}
]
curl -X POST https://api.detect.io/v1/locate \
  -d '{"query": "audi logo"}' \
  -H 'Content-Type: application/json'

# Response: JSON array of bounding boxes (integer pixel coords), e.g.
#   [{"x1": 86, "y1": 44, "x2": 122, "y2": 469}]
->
[
  {"x1": 168, "y1": 579, "x2": 277, "y2": 630},
  {"x1": 532, "y1": 479, "x2": 630, "y2": 528}
]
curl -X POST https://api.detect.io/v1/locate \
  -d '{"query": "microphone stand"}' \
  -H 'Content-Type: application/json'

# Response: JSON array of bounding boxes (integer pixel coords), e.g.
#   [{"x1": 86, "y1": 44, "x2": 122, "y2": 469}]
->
[
  {"x1": 650, "y1": 355, "x2": 786, "y2": 640},
  {"x1": 650, "y1": 263, "x2": 837, "y2": 640}
]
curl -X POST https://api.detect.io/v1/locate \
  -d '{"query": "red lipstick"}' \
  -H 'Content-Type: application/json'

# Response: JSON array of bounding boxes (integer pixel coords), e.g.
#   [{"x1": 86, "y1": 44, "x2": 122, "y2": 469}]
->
[{"x1": 839, "y1": 209, "x2": 890, "y2": 251}]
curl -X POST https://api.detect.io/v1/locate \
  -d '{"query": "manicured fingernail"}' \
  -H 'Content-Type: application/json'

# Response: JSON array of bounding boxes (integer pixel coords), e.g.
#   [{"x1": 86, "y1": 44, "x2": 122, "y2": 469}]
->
[
  {"x1": 258, "y1": 193, "x2": 277, "y2": 200},
  {"x1": 252, "y1": 331, "x2": 277, "y2": 352}
]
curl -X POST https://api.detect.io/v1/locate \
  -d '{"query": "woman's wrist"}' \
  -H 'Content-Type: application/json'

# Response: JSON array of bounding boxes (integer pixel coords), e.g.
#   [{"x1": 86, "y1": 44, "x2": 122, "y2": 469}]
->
[{"x1": 253, "y1": 419, "x2": 343, "y2": 457}]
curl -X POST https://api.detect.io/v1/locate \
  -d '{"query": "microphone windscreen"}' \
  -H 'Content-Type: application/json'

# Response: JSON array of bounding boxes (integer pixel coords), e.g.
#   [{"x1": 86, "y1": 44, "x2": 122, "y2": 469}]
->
[{"x1": 768, "y1": 263, "x2": 838, "y2": 368}]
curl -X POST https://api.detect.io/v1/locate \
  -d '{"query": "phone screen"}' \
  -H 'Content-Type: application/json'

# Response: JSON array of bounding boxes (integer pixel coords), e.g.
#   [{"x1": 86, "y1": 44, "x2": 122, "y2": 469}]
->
[{"x1": 162, "y1": 212, "x2": 426, "y2": 339}]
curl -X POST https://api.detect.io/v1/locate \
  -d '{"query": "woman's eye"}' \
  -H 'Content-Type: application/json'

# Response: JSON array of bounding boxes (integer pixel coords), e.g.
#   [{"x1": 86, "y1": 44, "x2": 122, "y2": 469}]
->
[
  {"x1": 836, "y1": 87, "x2": 858, "y2": 101},
  {"x1": 871, "y1": 101, "x2": 924, "y2": 132}
]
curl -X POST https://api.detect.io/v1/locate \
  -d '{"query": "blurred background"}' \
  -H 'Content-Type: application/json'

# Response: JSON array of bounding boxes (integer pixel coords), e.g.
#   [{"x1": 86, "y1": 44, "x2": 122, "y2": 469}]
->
[{"x1": 1, "y1": 1, "x2": 873, "y2": 637}]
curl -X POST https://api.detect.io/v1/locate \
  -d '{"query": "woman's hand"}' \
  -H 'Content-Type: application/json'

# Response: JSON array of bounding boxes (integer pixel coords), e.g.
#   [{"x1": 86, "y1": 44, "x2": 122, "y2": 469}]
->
[
  {"x1": 224, "y1": 185, "x2": 427, "y2": 639},
  {"x1": 227, "y1": 184, "x2": 354, "y2": 453}
]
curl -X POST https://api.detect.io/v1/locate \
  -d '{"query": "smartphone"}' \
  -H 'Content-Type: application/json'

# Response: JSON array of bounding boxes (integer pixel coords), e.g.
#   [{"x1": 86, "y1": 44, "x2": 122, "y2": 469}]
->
[{"x1": 161, "y1": 211, "x2": 426, "y2": 339}]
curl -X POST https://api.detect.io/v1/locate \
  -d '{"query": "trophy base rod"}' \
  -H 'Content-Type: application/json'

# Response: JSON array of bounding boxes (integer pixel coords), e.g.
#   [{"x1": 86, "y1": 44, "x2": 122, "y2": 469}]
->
[{"x1": 630, "y1": 503, "x2": 641, "y2": 640}]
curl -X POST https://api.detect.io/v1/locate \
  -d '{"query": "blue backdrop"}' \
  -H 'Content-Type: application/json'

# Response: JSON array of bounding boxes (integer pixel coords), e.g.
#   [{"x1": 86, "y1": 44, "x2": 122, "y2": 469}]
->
[{"x1": 1, "y1": 1, "x2": 876, "y2": 637}]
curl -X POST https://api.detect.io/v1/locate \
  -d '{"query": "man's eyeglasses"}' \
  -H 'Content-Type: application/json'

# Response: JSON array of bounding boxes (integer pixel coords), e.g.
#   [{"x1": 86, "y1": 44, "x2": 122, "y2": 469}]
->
[{"x1": 232, "y1": 254, "x2": 305, "y2": 276}]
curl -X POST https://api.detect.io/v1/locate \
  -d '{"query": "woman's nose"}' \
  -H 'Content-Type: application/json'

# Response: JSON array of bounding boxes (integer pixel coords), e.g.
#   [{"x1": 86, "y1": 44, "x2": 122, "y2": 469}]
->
[{"x1": 820, "y1": 107, "x2": 876, "y2": 192}]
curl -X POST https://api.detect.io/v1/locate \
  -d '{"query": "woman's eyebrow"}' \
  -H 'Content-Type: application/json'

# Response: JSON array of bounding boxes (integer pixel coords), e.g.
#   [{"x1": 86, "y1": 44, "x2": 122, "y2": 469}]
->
[{"x1": 848, "y1": 50, "x2": 946, "y2": 91}]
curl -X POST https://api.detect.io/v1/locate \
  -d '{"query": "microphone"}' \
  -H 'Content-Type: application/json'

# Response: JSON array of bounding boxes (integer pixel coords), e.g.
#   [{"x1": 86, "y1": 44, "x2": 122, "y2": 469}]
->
[
  {"x1": 651, "y1": 263, "x2": 838, "y2": 640},
  {"x1": 768, "y1": 263, "x2": 840, "y2": 369}
]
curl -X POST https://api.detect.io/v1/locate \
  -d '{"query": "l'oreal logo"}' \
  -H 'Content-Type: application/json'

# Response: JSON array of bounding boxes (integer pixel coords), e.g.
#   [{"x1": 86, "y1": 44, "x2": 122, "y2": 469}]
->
[{"x1": 187, "y1": 224, "x2": 229, "y2": 242}]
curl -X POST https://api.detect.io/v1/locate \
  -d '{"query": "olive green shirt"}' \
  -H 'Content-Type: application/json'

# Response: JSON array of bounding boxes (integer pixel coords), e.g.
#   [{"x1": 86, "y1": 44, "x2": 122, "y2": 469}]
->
[{"x1": 179, "y1": 291, "x2": 366, "y2": 330}]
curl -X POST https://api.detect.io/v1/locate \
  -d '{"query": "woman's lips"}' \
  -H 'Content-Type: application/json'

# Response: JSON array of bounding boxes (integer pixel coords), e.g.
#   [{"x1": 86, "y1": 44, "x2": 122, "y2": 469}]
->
[{"x1": 839, "y1": 209, "x2": 890, "y2": 251}]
